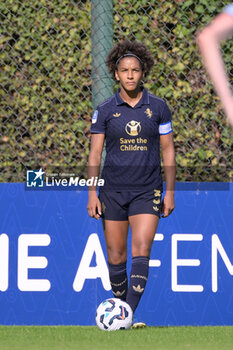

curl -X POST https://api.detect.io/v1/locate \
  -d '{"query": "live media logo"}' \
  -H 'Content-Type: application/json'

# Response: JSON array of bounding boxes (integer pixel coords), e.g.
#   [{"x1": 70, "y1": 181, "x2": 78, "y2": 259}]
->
[
  {"x1": 26, "y1": 169, "x2": 104, "y2": 189},
  {"x1": 26, "y1": 169, "x2": 44, "y2": 187}
]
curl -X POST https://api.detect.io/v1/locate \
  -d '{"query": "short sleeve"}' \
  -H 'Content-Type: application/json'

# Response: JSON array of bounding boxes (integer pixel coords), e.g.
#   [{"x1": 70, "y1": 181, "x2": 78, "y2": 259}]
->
[
  {"x1": 159, "y1": 102, "x2": 173, "y2": 135},
  {"x1": 90, "y1": 108, "x2": 106, "y2": 134},
  {"x1": 223, "y1": 3, "x2": 233, "y2": 17}
]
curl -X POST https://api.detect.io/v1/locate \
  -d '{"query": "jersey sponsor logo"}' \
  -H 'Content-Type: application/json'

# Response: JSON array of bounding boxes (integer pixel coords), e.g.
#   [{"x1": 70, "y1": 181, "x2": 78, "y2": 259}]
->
[
  {"x1": 125, "y1": 120, "x2": 141, "y2": 136},
  {"x1": 144, "y1": 108, "x2": 152, "y2": 118},
  {"x1": 92, "y1": 110, "x2": 98, "y2": 124},
  {"x1": 113, "y1": 112, "x2": 121, "y2": 118}
]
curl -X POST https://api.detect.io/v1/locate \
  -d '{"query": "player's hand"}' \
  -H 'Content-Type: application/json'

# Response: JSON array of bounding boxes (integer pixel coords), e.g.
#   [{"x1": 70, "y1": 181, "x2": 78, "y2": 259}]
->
[
  {"x1": 87, "y1": 192, "x2": 102, "y2": 220},
  {"x1": 161, "y1": 192, "x2": 175, "y2": 218}
]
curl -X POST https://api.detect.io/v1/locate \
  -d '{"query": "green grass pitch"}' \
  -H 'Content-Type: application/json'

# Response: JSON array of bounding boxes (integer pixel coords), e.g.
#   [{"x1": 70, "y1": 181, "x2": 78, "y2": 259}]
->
[{"x1": 0, "y1": 326, "x2": 233, "y2": 350}]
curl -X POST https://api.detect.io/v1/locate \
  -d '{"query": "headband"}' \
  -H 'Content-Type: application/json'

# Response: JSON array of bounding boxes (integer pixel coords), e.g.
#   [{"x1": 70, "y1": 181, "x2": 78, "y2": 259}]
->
[{"x1": 115, "y1": 52, "x2": 143, "y2": 68}]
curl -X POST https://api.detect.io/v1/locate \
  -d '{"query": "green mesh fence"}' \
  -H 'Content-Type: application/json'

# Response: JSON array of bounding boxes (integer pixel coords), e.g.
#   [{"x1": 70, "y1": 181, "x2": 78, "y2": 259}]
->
[{"x1": 0, "y1": 0, "x2": 232, "y2": 182}]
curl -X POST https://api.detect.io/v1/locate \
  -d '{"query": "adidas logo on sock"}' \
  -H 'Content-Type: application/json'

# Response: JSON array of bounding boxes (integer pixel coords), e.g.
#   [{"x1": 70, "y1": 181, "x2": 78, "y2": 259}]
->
[
  {"x1": 113, "y1": 290, "x2": 125, "y2": 297},
  {"x1": 133, "y1": 284, "x2": 144, "y2": 293}
]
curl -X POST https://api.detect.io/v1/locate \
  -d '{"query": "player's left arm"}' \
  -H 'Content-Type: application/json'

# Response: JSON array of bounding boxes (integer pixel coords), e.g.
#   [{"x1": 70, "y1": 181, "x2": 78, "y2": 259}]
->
[{"x1": 160, "y1": 132, "x2": 176, "y2": 218}]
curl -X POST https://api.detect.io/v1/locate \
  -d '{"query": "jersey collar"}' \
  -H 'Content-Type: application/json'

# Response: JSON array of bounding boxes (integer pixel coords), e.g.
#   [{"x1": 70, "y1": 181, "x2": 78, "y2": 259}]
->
[{"x1": 115, "y1": 88, "x2": 150, "y2": 107}]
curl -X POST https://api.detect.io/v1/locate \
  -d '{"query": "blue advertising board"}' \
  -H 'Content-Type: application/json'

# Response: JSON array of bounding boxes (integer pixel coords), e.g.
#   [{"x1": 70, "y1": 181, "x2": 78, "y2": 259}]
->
[{"x1": 0, "y1": 183, "x2": 233, "y2": 325}]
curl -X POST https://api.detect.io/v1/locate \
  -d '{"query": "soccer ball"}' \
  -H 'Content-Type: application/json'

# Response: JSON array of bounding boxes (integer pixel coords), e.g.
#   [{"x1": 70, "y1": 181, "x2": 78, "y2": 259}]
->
[{"x1": 96, "y1": 298, "x2": 133, "y2": 331}]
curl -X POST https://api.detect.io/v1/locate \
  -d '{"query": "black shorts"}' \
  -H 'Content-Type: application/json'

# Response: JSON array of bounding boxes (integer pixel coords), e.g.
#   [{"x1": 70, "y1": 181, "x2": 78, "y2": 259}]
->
[{"x1": 99, "y1": 189, "x2": 162, "y2": 221}]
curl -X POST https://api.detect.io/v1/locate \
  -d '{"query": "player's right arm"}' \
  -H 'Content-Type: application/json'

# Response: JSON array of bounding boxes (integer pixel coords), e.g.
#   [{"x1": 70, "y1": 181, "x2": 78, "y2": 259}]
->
[
  {"x1": 87, "y1": 133, "x2": 105, "y2": 220},
  {"x1": 196, "y1": 11, "x2": 233, "y2": 127}
]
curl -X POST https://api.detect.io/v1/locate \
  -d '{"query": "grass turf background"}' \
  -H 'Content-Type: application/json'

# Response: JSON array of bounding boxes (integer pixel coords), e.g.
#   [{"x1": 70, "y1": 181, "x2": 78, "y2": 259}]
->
[{"x1": 0, "y1": 326, "x2": 233, "y2": 350}]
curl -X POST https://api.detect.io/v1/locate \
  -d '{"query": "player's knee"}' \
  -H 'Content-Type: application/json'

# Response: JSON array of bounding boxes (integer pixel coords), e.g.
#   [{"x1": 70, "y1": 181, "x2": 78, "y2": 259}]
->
[
  {"x1": 107, "y1": 248, "x2": 127, "y2": 265},
  {"x1": 132, "y1": 243, "x2": 151, "y2": 258}
]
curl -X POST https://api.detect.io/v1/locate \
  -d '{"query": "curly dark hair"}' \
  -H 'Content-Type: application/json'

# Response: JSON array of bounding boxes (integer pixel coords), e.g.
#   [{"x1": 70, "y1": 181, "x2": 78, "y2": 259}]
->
[{"x1": 106, "y1": 40, "x2": 154, "y2": 80}]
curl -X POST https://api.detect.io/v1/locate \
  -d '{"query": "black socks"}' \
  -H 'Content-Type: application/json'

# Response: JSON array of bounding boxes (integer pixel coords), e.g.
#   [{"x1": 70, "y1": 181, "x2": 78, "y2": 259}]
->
[
  {"x1": 126, "y1": 256, "x2": 149, "y2": 312},
  {"x1": 108, "y1": 256, "x2": 149, "y2": 313},
  {"x1": 108, "y1": 261, "x2": 128, "y2": 301}
]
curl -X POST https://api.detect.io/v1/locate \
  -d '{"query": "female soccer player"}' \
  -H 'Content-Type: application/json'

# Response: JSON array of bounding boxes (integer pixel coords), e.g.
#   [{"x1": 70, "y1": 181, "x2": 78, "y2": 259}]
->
[{"x1": 87, "y1": 40, "x2": 175, "y2": 326}]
